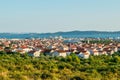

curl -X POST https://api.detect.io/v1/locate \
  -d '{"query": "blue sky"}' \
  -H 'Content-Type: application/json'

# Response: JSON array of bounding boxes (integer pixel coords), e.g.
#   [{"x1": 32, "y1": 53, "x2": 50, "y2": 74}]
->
[{"x1": 0, "y1": 0, "x2": 120, "y2": 33}]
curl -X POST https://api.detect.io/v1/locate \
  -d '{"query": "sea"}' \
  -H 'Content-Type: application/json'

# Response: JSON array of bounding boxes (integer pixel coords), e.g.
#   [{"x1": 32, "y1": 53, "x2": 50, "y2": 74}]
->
[{"x1": 0, "y1": 32, "x2": 120, "y2": 39}]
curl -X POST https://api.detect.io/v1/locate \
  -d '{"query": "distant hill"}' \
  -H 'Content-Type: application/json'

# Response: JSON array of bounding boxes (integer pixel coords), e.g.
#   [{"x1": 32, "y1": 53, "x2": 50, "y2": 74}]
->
[{"x1": 0, "y1": 31, "x2": 120, "y2": 39}]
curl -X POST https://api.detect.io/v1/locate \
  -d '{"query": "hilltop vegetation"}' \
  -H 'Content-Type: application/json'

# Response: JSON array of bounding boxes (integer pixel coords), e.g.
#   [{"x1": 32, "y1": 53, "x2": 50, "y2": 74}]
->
[{"x1": 0, "y1": 52, "x2": 120, "y2": 80}]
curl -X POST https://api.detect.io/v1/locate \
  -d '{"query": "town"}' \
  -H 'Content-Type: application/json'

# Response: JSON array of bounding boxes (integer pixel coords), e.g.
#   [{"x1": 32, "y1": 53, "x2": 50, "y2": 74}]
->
[{"x1": 0, "y1": 37, "x2": 120, "y2": 59}]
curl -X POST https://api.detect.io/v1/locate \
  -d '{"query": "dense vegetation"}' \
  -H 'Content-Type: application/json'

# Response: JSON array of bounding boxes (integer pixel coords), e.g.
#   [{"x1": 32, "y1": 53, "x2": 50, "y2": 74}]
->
[
  {"x1": 0, "y1": 51, "x2": 120, "y2": 80},
  {"x1": 82, "y1": 39, "x2": 114, "y2": 44}
]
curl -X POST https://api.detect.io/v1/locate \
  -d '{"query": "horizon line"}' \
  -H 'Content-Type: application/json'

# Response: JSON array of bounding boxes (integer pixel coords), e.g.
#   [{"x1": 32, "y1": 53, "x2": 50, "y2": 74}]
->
[{"x1": 0, "y1": 30, "x2": 120, "y2": 34}]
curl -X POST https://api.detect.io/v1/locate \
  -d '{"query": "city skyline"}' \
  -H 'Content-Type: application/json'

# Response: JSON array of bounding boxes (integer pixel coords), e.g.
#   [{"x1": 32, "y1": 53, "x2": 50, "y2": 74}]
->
[{"x1": 0, "y1": 0, "x2": 120, "y2": 33}]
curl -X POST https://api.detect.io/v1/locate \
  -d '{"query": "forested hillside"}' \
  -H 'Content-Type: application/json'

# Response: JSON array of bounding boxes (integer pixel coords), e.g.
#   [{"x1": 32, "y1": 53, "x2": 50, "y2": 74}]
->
[{"x1": 0, "y1": 52, "x2": 120, "y2": 80}]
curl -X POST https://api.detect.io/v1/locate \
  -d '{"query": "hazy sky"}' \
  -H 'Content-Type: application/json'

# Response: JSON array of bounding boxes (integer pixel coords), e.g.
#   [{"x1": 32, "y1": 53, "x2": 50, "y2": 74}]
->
[{"x1": 0, "y1": 0, "x2": 120, "y2": 33}]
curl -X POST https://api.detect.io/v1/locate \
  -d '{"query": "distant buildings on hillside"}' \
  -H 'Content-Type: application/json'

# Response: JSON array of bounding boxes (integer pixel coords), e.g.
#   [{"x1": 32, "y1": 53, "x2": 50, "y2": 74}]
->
[{"x1": 0, "y1": 38, "x2": 120, "y2": 58}]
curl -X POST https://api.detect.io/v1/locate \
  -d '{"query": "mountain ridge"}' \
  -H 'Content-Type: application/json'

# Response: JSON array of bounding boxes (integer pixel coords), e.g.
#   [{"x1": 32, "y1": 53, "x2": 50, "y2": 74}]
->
[
  {"x1": 0, "y1": 31, "x2": 120, "y2": 39},
  {"x1": 0, "y1": 30, "x2": 120, "y2": 34}
]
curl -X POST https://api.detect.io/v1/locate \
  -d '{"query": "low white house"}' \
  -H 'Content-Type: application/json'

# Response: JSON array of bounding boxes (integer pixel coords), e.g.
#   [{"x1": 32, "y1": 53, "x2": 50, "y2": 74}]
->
[
  {"x1": 23, "y1": 48, "x2": 33, "y2": 53},
  {"x1": 51, "y1": 50, "x2": 68, "y2": 57},
  {"x1": 28, "y1": 50, "x2": 41, "y2": 57},
  {"x1": 98, "y1": 51, "x2": 107, "y2": 55},
  {"x1": 48, "y1": 45, "x2": 56, "y2": 49},
  {"x1": 107, "y1": 50, "x2": 114, "y2": 55},
  {"x1": 78, "y1": 52, "x2": 90, "y2": 59},
  {"x1": 58, "y1": 45, "x2": 69, "y2": 51},
  {"x1": 92, "y1": 49, "x2": 99, "y2": 56},
  {"x1": 113, "y1": 47, "x2": 118, "y2": 52}
]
